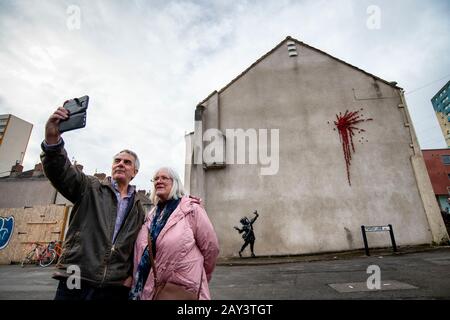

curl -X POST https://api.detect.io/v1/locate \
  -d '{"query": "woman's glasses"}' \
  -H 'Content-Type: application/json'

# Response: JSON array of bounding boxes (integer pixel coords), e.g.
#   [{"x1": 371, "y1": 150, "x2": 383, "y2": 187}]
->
[{"x1": 151, "y1": 176, "x2": 172, "y2": 183}]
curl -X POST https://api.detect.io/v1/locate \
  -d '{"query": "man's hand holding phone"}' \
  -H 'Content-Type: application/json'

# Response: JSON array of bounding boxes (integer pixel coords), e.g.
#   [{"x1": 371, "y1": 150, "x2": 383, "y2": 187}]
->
[
  {"x1": 59, "y1": 96, "x2": 89, "y2": 133},
  {"x1": 45, "y1": 96, "x2": 89, "y2": 145},
  {"x1": 45, "y1": 107, "x2": 69, "y2": 144}
]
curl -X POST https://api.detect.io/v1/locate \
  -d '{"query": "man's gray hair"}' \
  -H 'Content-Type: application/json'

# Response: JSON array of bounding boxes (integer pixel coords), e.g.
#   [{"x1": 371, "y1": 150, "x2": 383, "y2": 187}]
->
[
  {"x1": 114, "y1": 149, "x2": 140, "y2": 171},
  {"x1": 151, "y1": 167, "x2": 185, "y2": 204}
]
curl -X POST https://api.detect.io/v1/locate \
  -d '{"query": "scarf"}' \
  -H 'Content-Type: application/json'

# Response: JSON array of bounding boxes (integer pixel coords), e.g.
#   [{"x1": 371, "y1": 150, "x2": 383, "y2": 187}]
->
[{"x1": 129, "y1": 198, "x2": 181, "y2": 300}]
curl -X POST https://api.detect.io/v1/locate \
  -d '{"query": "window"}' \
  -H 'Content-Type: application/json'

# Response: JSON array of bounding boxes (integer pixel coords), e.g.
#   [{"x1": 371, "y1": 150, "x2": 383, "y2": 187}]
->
[{"x1": 442, "y1": 155, "x2": 450, "y2": 165}]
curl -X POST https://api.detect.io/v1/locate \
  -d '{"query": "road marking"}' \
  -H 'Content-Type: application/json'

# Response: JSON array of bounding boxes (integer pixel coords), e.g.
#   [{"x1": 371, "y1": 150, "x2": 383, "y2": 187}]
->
[{"x1": 328, "y1": 280, "x2": 418, "y2": 293}]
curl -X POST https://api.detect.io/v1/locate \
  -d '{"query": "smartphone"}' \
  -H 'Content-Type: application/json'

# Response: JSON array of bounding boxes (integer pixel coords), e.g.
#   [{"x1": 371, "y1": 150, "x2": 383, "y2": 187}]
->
[{"x1": 59, "y1": 95, "x2": 89, "y2": 133}]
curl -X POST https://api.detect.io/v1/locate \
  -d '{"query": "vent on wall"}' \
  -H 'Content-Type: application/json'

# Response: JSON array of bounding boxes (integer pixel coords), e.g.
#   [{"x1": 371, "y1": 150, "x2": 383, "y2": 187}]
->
[{"x1": 287, "y1": 40, "x2": 297, "y2": 57}]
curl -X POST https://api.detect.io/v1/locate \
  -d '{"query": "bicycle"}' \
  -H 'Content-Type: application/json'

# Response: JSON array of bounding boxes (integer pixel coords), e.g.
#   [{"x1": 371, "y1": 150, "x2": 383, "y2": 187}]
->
[
  {"x1": 21, "y1": 241, "x2": 60, "y2": 267},
  {"x1": 51, "y1": 240, "x2": 63, "y2": 263},
  {"x1": 43, "y1": 240, "x2": 63, "y2": 265}
]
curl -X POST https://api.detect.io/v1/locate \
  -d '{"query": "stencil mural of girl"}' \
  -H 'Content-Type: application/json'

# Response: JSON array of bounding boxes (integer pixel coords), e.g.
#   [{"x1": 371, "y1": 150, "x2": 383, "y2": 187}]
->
[{"x1": 234, "y1": 210, "x2": 259, "y2": 257}]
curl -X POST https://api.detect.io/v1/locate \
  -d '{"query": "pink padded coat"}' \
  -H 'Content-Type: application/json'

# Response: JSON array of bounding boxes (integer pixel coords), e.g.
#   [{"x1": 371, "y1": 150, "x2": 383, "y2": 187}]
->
[{"x1": 132, "y1": 196, "x2": 220, "y2": 300}]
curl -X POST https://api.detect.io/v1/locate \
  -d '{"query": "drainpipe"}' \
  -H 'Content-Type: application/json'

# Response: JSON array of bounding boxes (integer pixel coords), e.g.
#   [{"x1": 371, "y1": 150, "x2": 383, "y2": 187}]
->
[{"x1": 194, "y1": 105, "x2": 206, "y2": 205}]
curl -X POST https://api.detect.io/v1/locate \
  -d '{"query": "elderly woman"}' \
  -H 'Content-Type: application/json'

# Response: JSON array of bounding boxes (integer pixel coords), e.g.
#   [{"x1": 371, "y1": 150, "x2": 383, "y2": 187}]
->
[{"x1": 129, "y1": 167, "x2": 219, "y2": 300}]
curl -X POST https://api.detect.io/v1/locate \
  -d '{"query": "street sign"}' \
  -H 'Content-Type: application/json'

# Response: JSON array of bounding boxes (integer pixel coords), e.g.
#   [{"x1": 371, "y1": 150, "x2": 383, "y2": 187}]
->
[
  {"x1": 361, "y1": 224, "x2": 397, "y2": 256},
  {"x1": 364, "y1": 225, "x2": 391, "y2": 232}
]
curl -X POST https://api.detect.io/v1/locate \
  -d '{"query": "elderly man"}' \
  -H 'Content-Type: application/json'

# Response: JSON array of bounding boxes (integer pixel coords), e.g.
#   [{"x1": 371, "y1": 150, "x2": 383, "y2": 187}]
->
[{"x1": 41, "y1": 106, "x2": 145, "y2": 300}]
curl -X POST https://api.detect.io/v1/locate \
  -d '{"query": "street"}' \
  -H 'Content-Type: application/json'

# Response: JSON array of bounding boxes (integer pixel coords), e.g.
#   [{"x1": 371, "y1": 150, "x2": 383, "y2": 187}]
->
[{"x1": 0, "y1": 247, "x2": 449, "y2": 300}]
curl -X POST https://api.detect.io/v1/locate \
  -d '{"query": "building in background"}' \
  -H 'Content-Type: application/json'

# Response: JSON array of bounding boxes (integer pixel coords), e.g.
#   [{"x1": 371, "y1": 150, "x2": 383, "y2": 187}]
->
[
  {"x1": 0, "y1": 114, "x2": 33, "y2": 177},
  {"x1": 431, "y1": 80, "x2": 450, "y2": 147},
  {"x1": 0, "y1": 162, "x2": 152, "y2": 210},
  {"x1": 185, "y1": 36, "x2": 449, "y2": 258},
  {"x1": 422, "y1": 149, "x2": 450, "y2": 235},
  {"x1": 422, "y1": 149, "x2": 450, "y2": 212},
  {"x1": 0, "y1": 160, "x2": 153, "y2": 264},
  {"x1": 0, "y1": 162, "x2": 76, "y2": 208}
]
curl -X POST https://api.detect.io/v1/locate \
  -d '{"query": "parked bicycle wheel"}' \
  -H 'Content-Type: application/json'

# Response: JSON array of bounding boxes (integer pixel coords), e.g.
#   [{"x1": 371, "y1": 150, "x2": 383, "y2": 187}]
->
[
  {"x1": 39, "y1": 249, "x2": 57, "y2": 267},
  {"x1": 21, "y1": 250, "x2": 35, "y2": 267}
]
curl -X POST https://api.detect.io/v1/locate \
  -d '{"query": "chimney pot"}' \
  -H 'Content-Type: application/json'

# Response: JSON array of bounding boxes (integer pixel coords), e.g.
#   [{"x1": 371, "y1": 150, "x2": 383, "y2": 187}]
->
[
  {"x1": 94, "y1": 173, "x2": 106, "y2": 181},
  {"x1": 10, "y1": 163, "x2": 23, "y2": 177},
  {"x1": 32, "y1": 163, "x2": 44, "y2": 177}
]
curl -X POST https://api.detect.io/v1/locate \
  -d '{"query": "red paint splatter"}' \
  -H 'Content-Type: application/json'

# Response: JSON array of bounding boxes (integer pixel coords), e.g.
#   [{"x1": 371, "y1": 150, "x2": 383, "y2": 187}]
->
[{"x1": 333, "y1": 109, "x2": 372, "y2": 186}]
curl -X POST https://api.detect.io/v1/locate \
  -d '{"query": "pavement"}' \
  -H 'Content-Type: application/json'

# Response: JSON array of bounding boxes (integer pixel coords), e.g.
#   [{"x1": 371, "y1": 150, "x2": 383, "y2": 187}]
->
[
  {"x1": 216, "y1": 244, "x2": 444, "y2": 266},
  {"x1": 0, "y1": 245, "x2": 449, "y2": 300}
]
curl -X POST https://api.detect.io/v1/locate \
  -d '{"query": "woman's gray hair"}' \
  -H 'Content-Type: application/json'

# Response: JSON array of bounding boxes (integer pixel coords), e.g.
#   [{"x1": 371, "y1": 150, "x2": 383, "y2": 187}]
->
[
  {"x1": 113, "y1": 149, "x2": 140, "y2": 171},
  {"x1": 151, "y1": 167, "x2": 185, "y2": 204}
]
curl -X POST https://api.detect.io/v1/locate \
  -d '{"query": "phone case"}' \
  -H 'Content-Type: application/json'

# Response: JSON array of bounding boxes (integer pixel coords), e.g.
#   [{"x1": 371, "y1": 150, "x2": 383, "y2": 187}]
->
[
  {"x1": 59, "y1": 112, "x2": 87, "y2": 133},
  {"x1": 59, "y1": 95, "x2": 89, "y2": 133},
  {"x1": 63, "y1": 96, "x2": 89, "y2": 115}
]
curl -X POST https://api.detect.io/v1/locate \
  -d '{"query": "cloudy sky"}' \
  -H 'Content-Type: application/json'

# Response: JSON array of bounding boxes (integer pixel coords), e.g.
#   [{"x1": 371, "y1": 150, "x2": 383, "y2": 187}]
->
[{"x1": 1, "y1": 0, "x2": 449, "y2": 192}]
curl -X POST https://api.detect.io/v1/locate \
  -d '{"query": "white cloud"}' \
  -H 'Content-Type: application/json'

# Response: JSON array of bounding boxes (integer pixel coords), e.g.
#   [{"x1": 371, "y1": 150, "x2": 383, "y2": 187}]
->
[{"x1": 0, "y1": 0, "x2": 449, "y2": 192}]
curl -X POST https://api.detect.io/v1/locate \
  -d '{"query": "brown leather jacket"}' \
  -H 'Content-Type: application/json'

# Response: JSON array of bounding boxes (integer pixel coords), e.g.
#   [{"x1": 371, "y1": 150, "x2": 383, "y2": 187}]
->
[{"x1": 41, "y1": 140, "x2": 145, "y2": 287}]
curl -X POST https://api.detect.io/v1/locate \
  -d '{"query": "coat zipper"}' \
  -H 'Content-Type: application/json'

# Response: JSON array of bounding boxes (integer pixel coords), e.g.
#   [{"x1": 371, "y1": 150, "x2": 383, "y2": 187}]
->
[
  {"x1": 100, "y1": 186, "x2": 121, "y2": 286},
  {"x1": 101, "y1": 186, "x2": 137, "y2": 286},
  {"x1": 100, "y1": 244, "x2": 115, "y2": 286},
  {"x1": 101, "y1": 192, "x2": 116, "y2": 286},
  {"x1": 101, "y1": 264, "x2": 108, "y2": 286},
  {"x1": 103, "y1": 201, "x2": 134, "y2": 285},
  {"x1": 102, "y1": 187, "x2": 134, "y2": 286}
]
